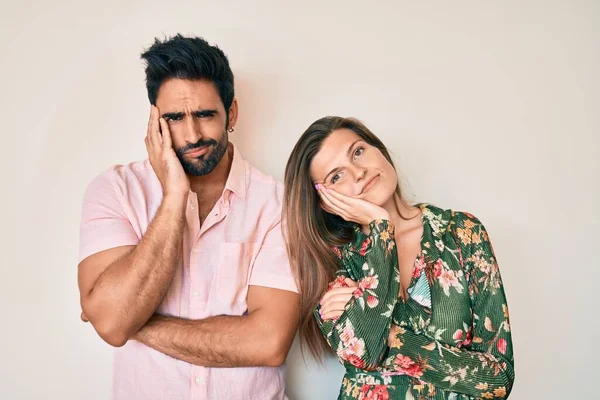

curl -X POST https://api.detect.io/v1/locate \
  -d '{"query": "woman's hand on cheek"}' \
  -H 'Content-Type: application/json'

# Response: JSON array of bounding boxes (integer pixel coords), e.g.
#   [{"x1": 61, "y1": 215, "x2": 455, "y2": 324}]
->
[{"x1": 315, "y1": 184, "x2": 389, "y2": 225}]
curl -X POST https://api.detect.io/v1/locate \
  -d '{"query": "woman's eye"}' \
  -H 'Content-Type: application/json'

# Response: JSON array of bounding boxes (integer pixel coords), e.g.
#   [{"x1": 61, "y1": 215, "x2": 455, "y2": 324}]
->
[
  {"x1": 353, "y1": 147, "x2": 364, "y2": 159},
  {"x1": 331, "y1": 173, "x2": 342, "y2": 184}
]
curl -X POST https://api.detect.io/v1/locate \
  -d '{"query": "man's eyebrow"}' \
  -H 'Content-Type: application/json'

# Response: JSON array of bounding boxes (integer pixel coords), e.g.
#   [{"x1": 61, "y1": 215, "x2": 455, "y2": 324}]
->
[
  {"x1": 192, "y1": 109, "x2": 218, "y2": 117},
  {"x1": 161, "y1": 112, "x2": 185, "y2": 119}
]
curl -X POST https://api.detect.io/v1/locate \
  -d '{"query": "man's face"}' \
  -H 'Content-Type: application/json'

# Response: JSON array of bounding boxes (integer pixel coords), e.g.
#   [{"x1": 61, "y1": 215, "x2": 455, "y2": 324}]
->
[{"x1": 155, "y1": 78, "x2": 236, "y2": 176}]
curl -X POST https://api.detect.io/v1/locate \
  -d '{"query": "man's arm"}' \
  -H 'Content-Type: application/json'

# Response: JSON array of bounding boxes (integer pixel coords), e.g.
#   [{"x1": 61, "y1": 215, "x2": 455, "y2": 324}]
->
[
  {"x1": 78, "y1": 107, "x2": 190, "y2": 347},
  {"x1": 133, "y1": 285, "x2": 300, "y2": 367},
  {"x1": 78, "y1": 194, "x2": 186, "y2": 347}
]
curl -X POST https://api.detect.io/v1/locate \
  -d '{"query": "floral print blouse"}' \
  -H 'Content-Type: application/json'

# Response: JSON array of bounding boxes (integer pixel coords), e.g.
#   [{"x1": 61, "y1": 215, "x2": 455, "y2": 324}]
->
[{"x1": 315, "y1": 204, "x2": 514, "y2": 400}]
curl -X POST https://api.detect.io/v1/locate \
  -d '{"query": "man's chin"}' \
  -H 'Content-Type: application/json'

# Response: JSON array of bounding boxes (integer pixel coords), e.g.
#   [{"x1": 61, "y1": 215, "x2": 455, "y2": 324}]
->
[{"x1": 182, "y1": 160, "x2": 217, "y2": 176}]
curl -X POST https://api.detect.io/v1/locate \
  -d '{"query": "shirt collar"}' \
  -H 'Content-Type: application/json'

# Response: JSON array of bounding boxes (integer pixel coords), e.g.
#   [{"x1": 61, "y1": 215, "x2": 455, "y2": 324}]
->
[{"x1": 223, "y1": 143, "x2": 247, "y2": 201}]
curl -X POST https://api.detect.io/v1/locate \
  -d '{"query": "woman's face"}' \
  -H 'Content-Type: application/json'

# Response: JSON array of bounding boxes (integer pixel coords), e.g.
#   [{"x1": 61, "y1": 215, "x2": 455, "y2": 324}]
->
[{"x1": 310, "y1": 128, "x2": 398, "y2": 206}]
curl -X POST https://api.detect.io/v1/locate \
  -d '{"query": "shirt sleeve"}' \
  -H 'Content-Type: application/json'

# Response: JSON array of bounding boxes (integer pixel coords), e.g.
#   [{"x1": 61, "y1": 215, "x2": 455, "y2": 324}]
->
[
  {"x1": 78, "y1": 169, "x2": 139, "y2": 263},
  {"x1": 248, "y1": 218, "x2": 298, "y2": 293},
  {"x1": 314, "y1": 219, "x2": 400, "y2": 371},
  {"x1": 383, "y1": 215, "x2": 515, "y2": 399}
]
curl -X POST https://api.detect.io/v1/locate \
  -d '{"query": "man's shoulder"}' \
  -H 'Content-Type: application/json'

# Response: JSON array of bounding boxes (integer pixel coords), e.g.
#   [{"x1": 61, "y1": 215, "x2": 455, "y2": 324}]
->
[
  {"x1": 245, "y1": 162, "x2": 284, "y2": 199},
  {"x1": 85, "y1": 159, "x2": 155, "y2": 196}
]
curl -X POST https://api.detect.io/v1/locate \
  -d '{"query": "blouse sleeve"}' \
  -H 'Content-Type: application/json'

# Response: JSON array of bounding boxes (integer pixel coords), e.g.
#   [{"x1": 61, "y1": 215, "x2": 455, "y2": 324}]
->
[{"x1": 314, "y1": 219, "x2": 400, "y2": 371}]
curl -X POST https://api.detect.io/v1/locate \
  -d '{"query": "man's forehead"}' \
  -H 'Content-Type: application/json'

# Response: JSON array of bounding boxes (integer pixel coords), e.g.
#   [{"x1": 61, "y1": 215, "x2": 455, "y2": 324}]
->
[{"x1": 156, "y1": 79, "x2": 221, "y2": 106}]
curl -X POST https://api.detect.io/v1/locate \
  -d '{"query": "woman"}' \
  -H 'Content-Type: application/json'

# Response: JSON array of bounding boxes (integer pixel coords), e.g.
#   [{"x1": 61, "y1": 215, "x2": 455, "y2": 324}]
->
[{"x1": 283, "y1": 117, "x2": 514, "y2": 399}]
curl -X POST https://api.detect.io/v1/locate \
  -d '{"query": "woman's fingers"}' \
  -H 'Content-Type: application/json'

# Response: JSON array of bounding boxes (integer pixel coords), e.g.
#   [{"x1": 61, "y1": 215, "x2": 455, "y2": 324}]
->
[
  {"x1": 321, "y1": 287, "x2": 356, "y2": 304},
  {"x1": 318, "y1": 186, "x2": 354, "y2": 220},
  {"x1": 320, "y1": 300, "x2": 352, "y2": 319},
  {"x1": 321, "y1": 292, "x2": 356, "y2": 314},
  {"x1": 319, "y1": 186, "x2": 350, "y2": 208},
  {"x1": 344, "y1": 278, "x2": 359, "y2": 287},
  {"x1": 319, "y1": 279, "x2": 361, "y2": 320},
  {"x1": 321, "y1": 309, "x2": 345, "y2": 320},
  {"x1": 324, "y1": 187, "x2": 354, "y2": 206},
  {"x1": 318, "y1": 187, "x2": 347, "y2": 217},
  {"x1": 323, "y1": 186, "x2": 390, "y2": 224}
]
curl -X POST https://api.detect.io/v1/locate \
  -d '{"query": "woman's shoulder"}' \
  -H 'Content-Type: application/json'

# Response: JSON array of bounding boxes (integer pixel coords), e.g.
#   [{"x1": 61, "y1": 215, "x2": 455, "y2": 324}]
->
[
  {"x1": 419, "y1": 203, "x2": 490, "y2": 245},
  {"x1": 420, "y1": 204, "x2": 491, "y2": 253},
  {"x1": 419, "y1": 203, "x2": 485, "y2": 229}
]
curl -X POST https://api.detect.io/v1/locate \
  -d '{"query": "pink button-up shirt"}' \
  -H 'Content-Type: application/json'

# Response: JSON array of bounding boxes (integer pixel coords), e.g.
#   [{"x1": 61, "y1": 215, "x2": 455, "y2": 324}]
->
[{"x1": 79, "y1": 145, "x2": 297, "y2": 399}]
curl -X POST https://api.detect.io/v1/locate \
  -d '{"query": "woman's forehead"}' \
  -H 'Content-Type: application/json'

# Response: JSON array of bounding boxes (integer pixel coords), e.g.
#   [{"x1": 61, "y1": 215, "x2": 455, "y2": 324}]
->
[{"x1": 310, "y1": 129, "x2": 362, "y2": 181}]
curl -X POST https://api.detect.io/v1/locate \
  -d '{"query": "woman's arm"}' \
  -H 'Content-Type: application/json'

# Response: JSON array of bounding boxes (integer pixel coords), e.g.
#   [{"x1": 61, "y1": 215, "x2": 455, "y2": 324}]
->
[{"x1": 315, "y1": 219, "x2": 400, "y2": 371}]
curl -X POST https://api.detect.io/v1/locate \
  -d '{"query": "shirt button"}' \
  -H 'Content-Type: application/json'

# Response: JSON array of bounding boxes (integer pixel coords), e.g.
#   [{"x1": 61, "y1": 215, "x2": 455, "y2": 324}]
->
[
  {"x1": 195, "y1": 377, "x2": 202, "y2": 384},
  {"x1": 193, "y1": 292, "x2": 199, "y2": 297}
]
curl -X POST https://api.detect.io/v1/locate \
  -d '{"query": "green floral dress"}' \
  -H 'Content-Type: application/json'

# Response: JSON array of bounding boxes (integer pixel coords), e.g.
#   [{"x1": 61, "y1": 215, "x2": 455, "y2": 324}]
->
[{"x1": 315, "y1": 204, "x2": 514, "y2": 400}]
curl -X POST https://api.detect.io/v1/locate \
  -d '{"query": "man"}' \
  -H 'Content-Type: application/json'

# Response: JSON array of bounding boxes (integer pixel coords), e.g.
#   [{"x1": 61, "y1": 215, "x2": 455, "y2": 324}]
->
[{"x1": 77, "y1": 34, "x2": 300, "y2": 399}]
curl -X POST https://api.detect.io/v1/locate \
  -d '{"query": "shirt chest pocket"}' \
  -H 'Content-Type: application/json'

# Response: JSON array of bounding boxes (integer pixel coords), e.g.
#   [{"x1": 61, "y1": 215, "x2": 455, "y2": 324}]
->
[{"x1": 211, "y1": 242, "x2": 258, "y2": 315}]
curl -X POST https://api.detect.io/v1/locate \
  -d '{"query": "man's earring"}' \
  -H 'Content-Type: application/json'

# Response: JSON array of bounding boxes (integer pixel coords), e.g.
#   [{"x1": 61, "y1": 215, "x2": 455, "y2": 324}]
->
[{"x1": 227, "y1": 127, "x2": 235, "y2": 133}]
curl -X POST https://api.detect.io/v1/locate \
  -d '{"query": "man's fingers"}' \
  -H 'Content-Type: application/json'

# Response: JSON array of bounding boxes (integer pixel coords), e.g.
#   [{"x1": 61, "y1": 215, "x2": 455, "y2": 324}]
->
[
  {"x1": 147, "y1": 109, "x2": 151, "y2": 132},
  {"x1": 159, "y1": 118, "x2": 172, "y2": 149},
  {"x1": 149, "y1": 106, "x2": 162, "y2": 149}
]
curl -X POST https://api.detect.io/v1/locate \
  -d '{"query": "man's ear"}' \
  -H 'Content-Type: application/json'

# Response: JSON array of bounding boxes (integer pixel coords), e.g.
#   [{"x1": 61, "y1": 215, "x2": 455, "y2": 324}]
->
[{"x1": 227, "y1": 98, "x2": 238, "y2": 128}]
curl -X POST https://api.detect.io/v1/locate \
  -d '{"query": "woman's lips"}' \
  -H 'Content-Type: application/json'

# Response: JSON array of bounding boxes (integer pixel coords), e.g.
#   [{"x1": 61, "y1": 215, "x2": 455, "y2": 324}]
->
[{"x1": 360, "y1": 174, "x2": 380, "y2": 195}]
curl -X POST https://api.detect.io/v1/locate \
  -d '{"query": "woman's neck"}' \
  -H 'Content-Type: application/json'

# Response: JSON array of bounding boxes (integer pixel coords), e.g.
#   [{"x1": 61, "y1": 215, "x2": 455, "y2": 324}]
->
[{"x1": 383, "y1": 194, "x2": 420, "y2": 233}]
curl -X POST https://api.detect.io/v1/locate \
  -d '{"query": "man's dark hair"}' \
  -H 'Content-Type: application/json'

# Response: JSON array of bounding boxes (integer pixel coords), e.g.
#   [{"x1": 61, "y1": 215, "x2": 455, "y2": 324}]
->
[{"x1": 140, "y1": 34, "x2": 234, "y2": 111}]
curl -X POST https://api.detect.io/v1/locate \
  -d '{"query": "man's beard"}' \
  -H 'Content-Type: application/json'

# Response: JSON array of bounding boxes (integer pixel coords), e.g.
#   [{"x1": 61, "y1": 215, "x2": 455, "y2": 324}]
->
[{"x1": 175, "y1": 130, "x2": 229, "y2": 176}]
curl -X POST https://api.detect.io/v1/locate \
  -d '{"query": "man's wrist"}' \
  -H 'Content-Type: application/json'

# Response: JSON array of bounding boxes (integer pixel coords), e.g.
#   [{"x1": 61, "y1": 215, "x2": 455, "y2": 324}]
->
[{"x1": 161, "y1": 192, "x2": 188, "y2": 212}]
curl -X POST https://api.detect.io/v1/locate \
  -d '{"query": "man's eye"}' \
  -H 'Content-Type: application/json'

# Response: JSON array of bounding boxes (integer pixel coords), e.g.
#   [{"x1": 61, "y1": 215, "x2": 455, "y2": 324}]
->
[
  {"x1": 167, "y1": 115, "x2": 183, "y2": 122},
  {"x1": 353, "y1": 147, "x2": 364, "y2": 159}
]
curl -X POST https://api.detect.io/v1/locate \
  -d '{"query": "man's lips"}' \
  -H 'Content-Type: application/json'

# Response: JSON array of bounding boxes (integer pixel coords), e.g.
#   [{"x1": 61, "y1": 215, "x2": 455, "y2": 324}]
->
[{"x1": 185, "y1": 145, "x2": 210, "y2": 157}]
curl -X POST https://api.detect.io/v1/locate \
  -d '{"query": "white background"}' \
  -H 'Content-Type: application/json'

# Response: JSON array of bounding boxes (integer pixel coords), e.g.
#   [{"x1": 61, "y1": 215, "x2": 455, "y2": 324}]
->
[{"x1": 1, "y1": 1, "x2": 598, "y2": 399}]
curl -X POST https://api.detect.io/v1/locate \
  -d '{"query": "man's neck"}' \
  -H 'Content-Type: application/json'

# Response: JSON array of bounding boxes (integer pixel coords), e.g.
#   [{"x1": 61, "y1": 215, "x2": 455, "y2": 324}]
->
[{"x1": 188, "y1": 144, "x2": 233, "y2": 207}]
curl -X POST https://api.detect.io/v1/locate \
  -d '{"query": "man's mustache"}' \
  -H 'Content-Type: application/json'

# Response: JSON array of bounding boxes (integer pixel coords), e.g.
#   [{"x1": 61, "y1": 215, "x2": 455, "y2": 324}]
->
[{"x1": 177, "y1": 139, "x2": 218, "y2": 155}]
